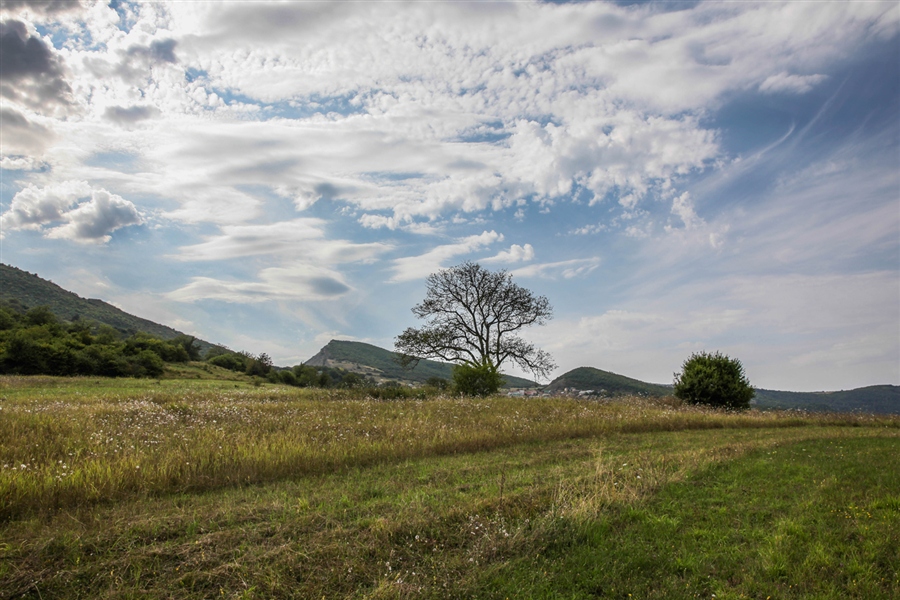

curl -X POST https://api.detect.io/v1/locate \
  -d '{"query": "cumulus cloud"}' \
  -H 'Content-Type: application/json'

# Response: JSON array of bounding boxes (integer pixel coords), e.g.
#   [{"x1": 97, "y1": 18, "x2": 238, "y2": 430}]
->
[
  {"x1": 3, "y1": 0, "x2": 885, "y2": 237},
  {"x1": 0, "y1": 1, "x2": 84, "y2": 18},
  {"x1": 113, "y1": 37, "x2": 178, "y2": 81},
  {"x1": 0, "y1": 106, "x2": 55, "y2": 158},
  {"x1": 668, "y1": 192, "x2": 702, "y2": 230},
  {"x1": 0, "y1": 181, "x2": 142, "y2": 243},
  {"x1": 482, "y1": 243, "x2": 535, "y2": 264},
  {"x1": 391, "y1": 230, "x2": 503, "y2": 282},
  {"x1": 0, "y1": 19, "x2": 72, "y2": 112},
  {"x1": 104, "y1": 104, "x2": 161, "y2": 126},
  {"x1": 0, "y1": 180, "x2": 91, "y2": 230}
]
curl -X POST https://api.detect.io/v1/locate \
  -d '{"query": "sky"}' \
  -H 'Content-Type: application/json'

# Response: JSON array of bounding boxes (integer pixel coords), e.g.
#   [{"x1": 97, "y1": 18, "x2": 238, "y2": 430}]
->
[{"x1": 0, "y1": 0, "x2": 898, "y2": 392}]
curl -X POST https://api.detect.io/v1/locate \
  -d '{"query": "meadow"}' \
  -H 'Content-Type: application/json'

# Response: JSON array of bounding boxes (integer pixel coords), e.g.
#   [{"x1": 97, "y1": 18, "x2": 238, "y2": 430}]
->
[{"x1": 1, "y1": 375, "x2": 898, "y2": 598}]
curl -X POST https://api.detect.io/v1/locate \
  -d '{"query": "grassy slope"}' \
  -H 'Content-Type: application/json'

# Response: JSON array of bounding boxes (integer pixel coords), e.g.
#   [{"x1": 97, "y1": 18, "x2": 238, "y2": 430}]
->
[
  {"x1": 311, "y1": 339, "x2": 538, "y2": 388},
  {"x1": 0, "y1": 263, "x2": 218, "y2": 354},
  {"x1": 1, "y1": 376, "x2": 898, "y2": 599},
  {"x1": 545, "y1": 365, "x2": 671, "y2": 396}
]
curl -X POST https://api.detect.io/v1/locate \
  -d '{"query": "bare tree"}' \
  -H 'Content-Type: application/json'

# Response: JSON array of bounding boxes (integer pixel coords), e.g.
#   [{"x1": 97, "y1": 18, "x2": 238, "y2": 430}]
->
[{"x1": 395, "y1": 262, "x2": 556, "y2": 381}]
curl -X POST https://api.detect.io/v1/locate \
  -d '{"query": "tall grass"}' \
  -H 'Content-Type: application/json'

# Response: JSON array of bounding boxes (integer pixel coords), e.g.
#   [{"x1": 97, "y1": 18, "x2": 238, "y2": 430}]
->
[{"x1": 1, "y1": 376, "x2": 897, "y2": 520}]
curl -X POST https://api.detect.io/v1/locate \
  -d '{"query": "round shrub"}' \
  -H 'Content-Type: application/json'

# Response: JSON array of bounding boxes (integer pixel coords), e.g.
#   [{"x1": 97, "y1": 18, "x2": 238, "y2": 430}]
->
[
  {"x1": 452, "y1": 363, "x2": 504, "y2": 397},
  {"x1": 673, "y1": 351, "x2": 754, "y2": 410}
]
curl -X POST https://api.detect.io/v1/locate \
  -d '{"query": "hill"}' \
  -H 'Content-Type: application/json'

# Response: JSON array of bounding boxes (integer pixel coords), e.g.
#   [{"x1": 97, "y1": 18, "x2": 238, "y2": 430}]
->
[
  {"x1": 0, "y1": 263, "x2": 218, "y2": 354},
  {"x1": 753, "y1": 385, "x2": 900, "y2": 414},
  {"x1": 544, "y1": 366, "x2": 671, "y2": 397},
  {"x1": 548, "y1": 363, "x2": 899, "y2": 414},
  {"x1": 305, "y1": 339, "x2": 538, "y2": 388}
]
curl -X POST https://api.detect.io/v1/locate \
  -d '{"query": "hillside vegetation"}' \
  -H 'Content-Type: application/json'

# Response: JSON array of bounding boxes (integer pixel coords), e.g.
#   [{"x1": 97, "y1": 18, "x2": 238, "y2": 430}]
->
[
  {"x1": 754, "y1": 385, "x2": 900, "y2": 414},
  {"x1": 0, "y1": 264, "x2": 218, "y2": 354},
  {"x1": 0, "y1": 376, "x2": 897, "y2": 598},
  {"x1": 545, "y1": 365, "x2": 671, "y2": 397},
  {"x1": 306, "y1": 339, "x2": 537, "y2": 388}
]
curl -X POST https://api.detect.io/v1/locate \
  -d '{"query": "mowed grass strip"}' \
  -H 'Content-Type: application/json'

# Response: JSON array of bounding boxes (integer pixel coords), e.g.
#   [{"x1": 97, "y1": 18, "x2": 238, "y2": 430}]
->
[
  {"x1": 481, "y1": 436, "x2": 900, "y2": 600},
  {"x1": 1, "y1": 426, "x2": 897, "y2": 599},
  {"x1": 4, "y1": 376, "x2": 892, "y2": 520}
]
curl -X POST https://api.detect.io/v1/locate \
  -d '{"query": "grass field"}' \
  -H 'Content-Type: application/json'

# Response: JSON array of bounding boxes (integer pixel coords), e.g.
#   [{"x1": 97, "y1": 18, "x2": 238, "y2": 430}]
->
[{"x1": 1, "y1": 376, "x2": 898, "y2": 598}]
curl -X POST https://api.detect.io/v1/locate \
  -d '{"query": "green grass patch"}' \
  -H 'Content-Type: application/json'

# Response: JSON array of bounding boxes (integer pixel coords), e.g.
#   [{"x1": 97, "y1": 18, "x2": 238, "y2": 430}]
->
[
  {"x1": 1, "y1": 376, "x2": 898, "y2": 598},
  {"x1": 484, "y1": 437, "x2": 900, "y2": 599}
]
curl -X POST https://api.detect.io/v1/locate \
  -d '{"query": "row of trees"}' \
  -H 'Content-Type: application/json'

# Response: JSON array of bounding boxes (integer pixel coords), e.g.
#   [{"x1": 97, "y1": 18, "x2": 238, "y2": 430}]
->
[
  {"x1": 2, "y1": 262, "x2": 754, "y2": 407},
  {"x1": 396, "y1": 262, "x2": 753, "y2": 406},
  {"x1": 0, "y1": 304, "x2": 200, "y2": 378}
]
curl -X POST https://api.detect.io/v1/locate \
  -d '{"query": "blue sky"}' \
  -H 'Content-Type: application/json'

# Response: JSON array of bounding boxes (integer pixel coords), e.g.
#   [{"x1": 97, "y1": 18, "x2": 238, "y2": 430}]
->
[{"x1": 1, "y1": 0, "x2": 897, "y2": 391}]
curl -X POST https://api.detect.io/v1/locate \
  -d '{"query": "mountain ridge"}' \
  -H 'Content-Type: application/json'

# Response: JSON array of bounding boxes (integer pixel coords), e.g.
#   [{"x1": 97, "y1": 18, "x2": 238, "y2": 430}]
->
[
  {"x1": 305, "y1": 339, "x2": 538, "y2": 388},
  {"x1": 547, "y1": 364, "x2": 899, "y2": 414},
  {"x1": 3, "y1": 262, "x2": 896, "y2": 412},
  {"x1": 0, "y1": 263, "x2": 218, "y2": 354}
]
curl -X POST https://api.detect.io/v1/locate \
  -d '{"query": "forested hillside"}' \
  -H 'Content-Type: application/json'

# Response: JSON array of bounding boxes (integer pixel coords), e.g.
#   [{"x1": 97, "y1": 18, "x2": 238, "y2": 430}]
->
[
  {"x1": 0, "y1": 264, "x2": 216, "y2": 354},
  {"x1": 305, "y1": 339, "x2": 538, "y2": 388},
  {"x1": 544, "y1": 366, "x2": 671, "y2": 397}
]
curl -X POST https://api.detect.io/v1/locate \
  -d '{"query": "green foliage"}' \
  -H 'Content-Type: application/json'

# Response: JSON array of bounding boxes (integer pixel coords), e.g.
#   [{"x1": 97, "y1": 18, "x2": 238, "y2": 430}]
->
[
  {"x1": 0, "y1": 263, "x2": 217, "y2": 355},
  {"x1": 132, "y1": 349, "x2": 165, "y2": 378},
  {"x1": 310, "y1": 339, "x2": 537, "y2": 388},
  {"x1": 452, "y1": 362, "x2": 504, "y2": 397},
  {"x1": 292, "y1": 364, "x2": 321, "y2": 387},
  {"x1": 25, "y1": 305, "x2": 58, "y2": 327},
  {"x1": 246, "y1": 352, "x2": 273, "y2": 377},
  {"x1": 396, "y1": 262, "x2": 555, "y2": 381},
  {"x1": 0, "y1": 304, "x2": 195, "y2": 378},
  {"x1": 674, "y1": 351, "x2": 754, "y2": 409},
  {"x1": 425, "y1": 376, "x2": 450, "y2": 390},
  {"x1": 208, "y1": 351, "x2": 248, "y2": 372},
  {"x1": 545, "y1": 366, "x2": 671, "y2": 397},
  {"x1": 123, "y1": 332, "x2": 189, "y2": 362},
  {"x1": 171, "y1": 334, "x2": 202, "y2": 360}
]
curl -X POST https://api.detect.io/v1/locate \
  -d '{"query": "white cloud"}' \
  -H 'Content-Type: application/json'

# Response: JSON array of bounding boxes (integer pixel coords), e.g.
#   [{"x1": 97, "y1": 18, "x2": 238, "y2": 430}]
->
[
  {"x1": 1, "y1": 180, "x2": 142, "y2": 242},
  {"x1": 45, "y1": 188, "x2": 143, "y2": 243},
  {"x1": 1, "y1": 1, "x2": 896, "y2": 391},
  {"x1": 6, "y1": 0, "x2": 892, "y2": 235},
  {"x1": 668, "y1": 192, "x2": 701, "y2": 230},
  {"x1": 759, "y1": 73, "x2": 828, "y2": 95},
  {"x1": 511, "y1": 257, "x2": 600, "y2": 280},
  {"x1": 0, "y1": 107, "x2": 57, "y2": 158},
  {"x1": 1, "y1": 180, "x2": 90, "y2": 230},
  {"x1": 167, "y1": 264, "x2": 352, "y2": 304},
  {"x1": 173, "y1": 219, "x2": 390, "y2": 265},
  {"x1": 391, "y1": 230, "x2": 503, "y2": 282},
  {"x1": 482, "y1": 243, "x2": 535, "y2": 264}
]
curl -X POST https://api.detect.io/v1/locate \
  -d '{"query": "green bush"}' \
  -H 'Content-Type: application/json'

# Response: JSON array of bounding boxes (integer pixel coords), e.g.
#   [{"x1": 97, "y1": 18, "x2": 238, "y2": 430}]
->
[
  {"x1": 208, "y1": 352, "x2": 248, "y2": 372},
  {"x1": 425, "y1": 376, "x2": 450, "y2": 390},
  {"x1": 673, "y1": 351, "x2": 754, "y2": 410},
  {"x1": 452, "y1": 363, "x2": 504, "y2": 397},
  {"x1": 132, "y1": 349, "x2": 165, "y2": 378}
]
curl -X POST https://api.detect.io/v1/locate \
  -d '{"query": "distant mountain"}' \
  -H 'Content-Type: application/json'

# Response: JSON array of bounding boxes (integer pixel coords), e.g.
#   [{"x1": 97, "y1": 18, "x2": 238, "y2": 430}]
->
[
  {"x1": 544, "y1": 366, "x2": 671, "y2": 397},
  {"x1": 0, "y1": 263, "x2": 218, "y2": 354},
  {"x1": 305, "y1": 339, "x2": 538, "y2": 388},
  {"x1": 752, "y1": 385, "x2": 900, "y2": 415},
  {"x1": 546, "y1": 364, "x2": 899, "y2": 415}
]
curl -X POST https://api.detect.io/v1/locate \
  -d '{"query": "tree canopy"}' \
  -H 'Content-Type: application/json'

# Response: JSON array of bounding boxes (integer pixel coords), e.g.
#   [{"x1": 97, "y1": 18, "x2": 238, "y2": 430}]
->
[
  {"x1": 395, "y1": 262, "x2": 555, "y2": 382},
  {"x1": 673, "y1": 351, "x2": 754, "y2": 410}
]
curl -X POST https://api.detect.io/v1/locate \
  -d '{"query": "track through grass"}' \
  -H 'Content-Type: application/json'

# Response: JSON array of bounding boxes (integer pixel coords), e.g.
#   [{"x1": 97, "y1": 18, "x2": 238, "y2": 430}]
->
[{"x1": 1, "y1": 377, "x2": 897, "y2": 598}]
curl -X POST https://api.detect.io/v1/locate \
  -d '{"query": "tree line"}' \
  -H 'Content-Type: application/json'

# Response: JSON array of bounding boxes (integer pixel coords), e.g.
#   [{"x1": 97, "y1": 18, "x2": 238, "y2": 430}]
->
[
  {"x1": 0, "y1": 302, "x2": 442, "y2": 396},
  {"x1": 0, "y1": 303, "x2": 198, "y2": 378}
]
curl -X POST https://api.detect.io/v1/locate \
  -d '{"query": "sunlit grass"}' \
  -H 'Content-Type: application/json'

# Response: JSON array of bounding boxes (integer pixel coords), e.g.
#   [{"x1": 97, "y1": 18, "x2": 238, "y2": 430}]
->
[
  {"x1": 3, "y1": 376, "x2": 894, "y2": 520},
  {"x1": 1, "y1": 376, "x2": 898, "y2": 598}
]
